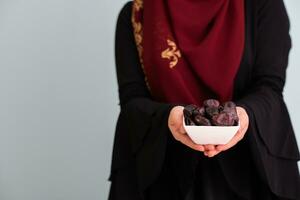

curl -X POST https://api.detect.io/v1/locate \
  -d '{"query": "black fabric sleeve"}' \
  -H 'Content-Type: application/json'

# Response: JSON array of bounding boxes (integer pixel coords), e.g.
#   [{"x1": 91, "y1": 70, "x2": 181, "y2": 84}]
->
[
  {"x1": 236, "y1": 0, "x2": 300, "y2": 160},
  {"x1": 235, "y1": 0, "x2": 300, "y2": 198},
  {"x1": 110, "y1": 1, "x2": 178, "y2": 193}
]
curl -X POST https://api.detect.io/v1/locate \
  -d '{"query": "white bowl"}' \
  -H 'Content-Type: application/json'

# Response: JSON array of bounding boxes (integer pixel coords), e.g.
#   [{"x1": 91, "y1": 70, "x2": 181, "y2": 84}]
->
[{"x1": 183, "y1": 116, "x2": 240, "y2": 145}]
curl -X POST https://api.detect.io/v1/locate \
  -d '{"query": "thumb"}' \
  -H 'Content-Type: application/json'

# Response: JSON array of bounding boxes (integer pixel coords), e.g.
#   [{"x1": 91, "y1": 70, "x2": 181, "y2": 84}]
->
[{"x1": 178, "y1": 124, "x2": 186, "y2": 135}]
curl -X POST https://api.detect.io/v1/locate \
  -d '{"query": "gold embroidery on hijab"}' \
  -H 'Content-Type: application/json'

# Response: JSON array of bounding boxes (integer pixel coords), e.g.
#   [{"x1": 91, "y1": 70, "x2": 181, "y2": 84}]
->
[{"x1": 161, "y1": 39, "x2": 181, "y2": 68}]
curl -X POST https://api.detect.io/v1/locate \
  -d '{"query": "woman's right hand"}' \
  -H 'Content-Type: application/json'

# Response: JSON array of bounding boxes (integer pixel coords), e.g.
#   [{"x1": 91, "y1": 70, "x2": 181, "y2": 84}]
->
[{"x1": 168, "y1": 106, "x2": 205, "y2": 152}]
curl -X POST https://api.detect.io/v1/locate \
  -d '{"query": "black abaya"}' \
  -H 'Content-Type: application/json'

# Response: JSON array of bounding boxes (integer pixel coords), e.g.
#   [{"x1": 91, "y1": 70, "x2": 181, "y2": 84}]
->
[{"x1": 108, "y1": 0, "x2": 300, "y2": 199}]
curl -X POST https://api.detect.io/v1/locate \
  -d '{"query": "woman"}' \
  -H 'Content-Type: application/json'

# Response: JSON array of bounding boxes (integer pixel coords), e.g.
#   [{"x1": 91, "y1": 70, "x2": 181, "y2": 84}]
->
[{"x1": 108, "y1": 0, "x2": 300, "y2": 199}]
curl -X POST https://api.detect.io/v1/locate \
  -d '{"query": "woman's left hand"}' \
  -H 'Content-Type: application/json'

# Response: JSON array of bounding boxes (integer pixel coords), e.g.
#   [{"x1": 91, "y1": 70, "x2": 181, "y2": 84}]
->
[{"x1": 203, "y1": 106, "x2": 249, "y2": 157}]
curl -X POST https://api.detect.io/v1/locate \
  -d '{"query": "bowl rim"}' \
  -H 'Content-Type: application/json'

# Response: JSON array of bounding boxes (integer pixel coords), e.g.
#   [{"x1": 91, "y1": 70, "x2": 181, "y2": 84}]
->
[{"x1": 183, "y1": 116, "x2": 240, "y2": 128}]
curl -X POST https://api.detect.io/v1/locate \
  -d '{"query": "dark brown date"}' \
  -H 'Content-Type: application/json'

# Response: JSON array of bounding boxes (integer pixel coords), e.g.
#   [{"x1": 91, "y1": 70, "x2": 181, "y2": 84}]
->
[
  {"x1": 205, "y1": 106, "x2": 219, "y2": 118},
  {"x1": 223, "y1": 101, "x2": 236, "y2": 109},
  {"x1": 185, "y1": 117, "x2": 196, "y2": 126},
  {"x1": 194, "y1": 115, "x2": 211, "y2": 126},
  {"x1": 183, "y1": 99, "x2": 239, "y2": 126},
  {"x1": 193, "y1": 106, "x2": 206, "y2": 117},
  {"x1": 222, "y1": 101, "x2": 238, "y2": 121},
  {"x1": 212, "y1": 113, "x2": 235, "y2": 126},
  {"x1": 183, "y1": 104, "x2": 198, "y2": 118},
  {"x1": 203, "y1": 99, "x2": 220, "y2": 108}
]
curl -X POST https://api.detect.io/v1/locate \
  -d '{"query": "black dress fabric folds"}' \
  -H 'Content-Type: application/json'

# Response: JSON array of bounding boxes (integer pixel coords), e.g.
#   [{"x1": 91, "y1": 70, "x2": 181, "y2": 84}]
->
[{"x1": 108, "y1": 0, "x2": 300, "y2": 199}]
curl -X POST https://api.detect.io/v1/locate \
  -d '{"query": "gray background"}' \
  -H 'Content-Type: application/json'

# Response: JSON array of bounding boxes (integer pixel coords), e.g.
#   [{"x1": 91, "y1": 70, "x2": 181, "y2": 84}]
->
[{"x1": 0, "y1": 0, "x2": 298, "y2": 200}]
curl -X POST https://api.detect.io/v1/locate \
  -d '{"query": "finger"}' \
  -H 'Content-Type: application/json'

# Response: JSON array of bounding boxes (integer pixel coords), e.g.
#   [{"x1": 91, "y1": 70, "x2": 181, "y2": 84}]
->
[
  {"x1": 216, "y1": 130, "x2": 242, "y2": 151},
  {"x1": 207, "y1": 150, "x2": 221, "y2": 157},
  {"x1": 179, "y1": 134, "x2": 205, "y2": 152},
  {"x1": 174, "y1": 115, "x2": 186, "y2": 135},
  {"x1": 204, "y1": 151, "x2": 210, "y2": 157},
  {"x1": 169, "y1": 106, "x2": 184, "y2": 128},
  {"x1": 239, "y1": 122, "x2": 247, "y2": 134},
  {"x1": 235, "y1": 125, "x2": 247, "y2": 141},
  {"x1": 204, "y1": 144, "x2": 216, "y2": 151},
  {"x1": 216, "y1": 136, "x2": 238, "y2": 151},
  {"x1": 216, "y1": 129, "x2": 244, "y2": 151},
  {"x1": 178, "y1": 124, "x2": 186, "y2": 135},
  {"x1": 208, "y1": 151, "x2": 221, "y2": 157},
  {"x1": 175, "y1": 106, "x2": 184, "y2": 121},
  {"x1": 205, "y1": 150, "x2": 221, "y2": 157}
]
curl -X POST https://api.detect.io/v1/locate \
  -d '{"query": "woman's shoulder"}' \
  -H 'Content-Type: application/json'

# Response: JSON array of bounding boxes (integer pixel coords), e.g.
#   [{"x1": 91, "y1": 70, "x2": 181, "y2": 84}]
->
[
  {"x1": 252, "y1": 0, "x2": 290, "y2": 29},
  {"x1": 117, "y1": 1, "x2": 133, "y2": 24},
  {"x1": 117, "y1": 0, "x2": 287, "y2": 15},
  {"x1": 253, "y1": 0, "x2": 288, "y2": 15}
]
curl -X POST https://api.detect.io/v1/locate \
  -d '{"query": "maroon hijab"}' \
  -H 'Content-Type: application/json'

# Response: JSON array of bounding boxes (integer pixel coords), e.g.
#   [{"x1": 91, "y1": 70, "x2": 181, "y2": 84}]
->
[{"x1": 132, "y1": 0, "x2": 245, "y2": 105}]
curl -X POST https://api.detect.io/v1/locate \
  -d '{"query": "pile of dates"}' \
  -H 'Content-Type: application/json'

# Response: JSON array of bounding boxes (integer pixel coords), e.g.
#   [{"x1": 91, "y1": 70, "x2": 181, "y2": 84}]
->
[{"x1": 183, "y1": 99, "x2": 239, "y2": 126}]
